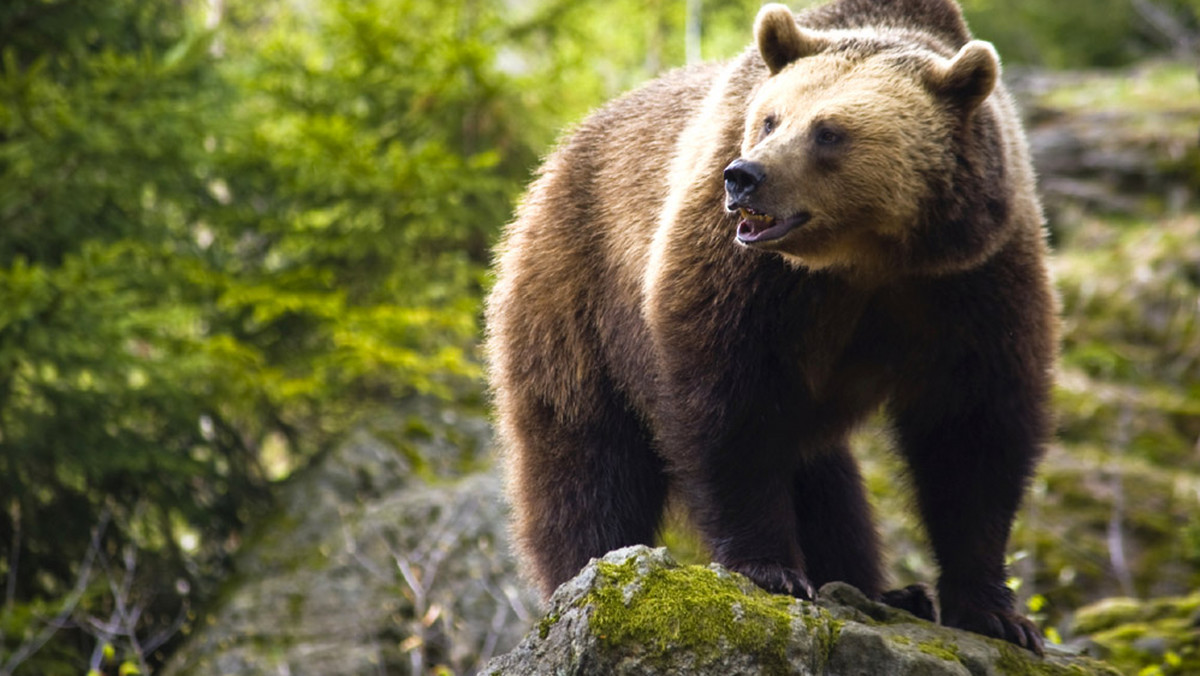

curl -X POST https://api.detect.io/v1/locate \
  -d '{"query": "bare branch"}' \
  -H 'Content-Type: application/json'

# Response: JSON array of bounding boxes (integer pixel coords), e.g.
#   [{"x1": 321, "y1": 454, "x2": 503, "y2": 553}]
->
[
  {"x1": 0, "y1": 510, "x2": 110, "y2": 675},
  {"x1": 4, "y1": 499, "x2": 19, "y2": 616},
  {"x1": 1107, "y1": 407, "x2": 1135, "y2": 596},
  {"x1": 1131, "y1": 0, "x2": 1198, "y2": 56}
]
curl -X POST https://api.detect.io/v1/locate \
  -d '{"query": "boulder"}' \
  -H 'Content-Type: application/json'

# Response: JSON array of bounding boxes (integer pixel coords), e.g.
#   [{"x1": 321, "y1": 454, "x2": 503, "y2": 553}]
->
[
  {"x1": 483, "y1": 546, "x2": 1120, "y2": 676},
  {"x1": 163, "y1": 427, "x2": 539, "y2": 676}
]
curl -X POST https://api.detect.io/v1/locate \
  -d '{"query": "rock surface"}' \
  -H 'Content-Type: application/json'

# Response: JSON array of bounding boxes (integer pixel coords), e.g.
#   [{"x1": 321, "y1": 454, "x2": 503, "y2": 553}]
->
[
  {"x1": 162, "y1": 425, "x2": 539, "y2": 676},
  {"x1": 483, "y1": 546, "x2": 1120, "y2": 676}
]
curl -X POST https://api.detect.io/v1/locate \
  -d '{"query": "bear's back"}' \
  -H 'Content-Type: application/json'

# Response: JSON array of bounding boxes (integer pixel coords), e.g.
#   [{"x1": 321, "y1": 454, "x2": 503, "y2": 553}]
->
[{"x1": 800, "y1": 0, "x2": 971, "y2": 48}]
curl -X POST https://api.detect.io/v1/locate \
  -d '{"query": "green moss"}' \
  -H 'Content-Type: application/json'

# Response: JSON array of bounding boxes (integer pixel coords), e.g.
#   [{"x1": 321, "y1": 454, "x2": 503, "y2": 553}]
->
[
  {"x1": 1072, "y1": 598, "x2": 1148, "y2": 634},
  {"x1": 537, "y1": 612, "x2": 560, "y2": 640},
  {"x1": 584, "y1": 558, "x2": 828, "y2": 674},
  {"x1": 994, "y1": 647, "x2": 1045, "y2": 675},
  {"x1": 804, "y1": 609, "x2": 843, "y2": 665},
  {"x1": 916, "y1": 638, "x2": 961, "y2": 663}
]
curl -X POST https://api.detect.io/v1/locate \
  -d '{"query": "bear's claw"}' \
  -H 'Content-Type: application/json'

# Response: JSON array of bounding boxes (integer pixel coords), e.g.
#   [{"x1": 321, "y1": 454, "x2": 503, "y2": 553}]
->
[
  {"x1": 880, "y1": 583, "x2": 938, "y2": 622},
  {"x1": 728, "y1": 560, "x2": 815, "y2": 600},
  {"x1": 943, "y1": 604, "x2": 1045, "y2": 656}
]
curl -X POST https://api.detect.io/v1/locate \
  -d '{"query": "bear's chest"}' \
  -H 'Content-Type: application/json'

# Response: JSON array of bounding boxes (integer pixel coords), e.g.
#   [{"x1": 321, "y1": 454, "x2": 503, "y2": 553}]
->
[{"x1": 775, "y1": 278, "x2": 923, "y2": 410}]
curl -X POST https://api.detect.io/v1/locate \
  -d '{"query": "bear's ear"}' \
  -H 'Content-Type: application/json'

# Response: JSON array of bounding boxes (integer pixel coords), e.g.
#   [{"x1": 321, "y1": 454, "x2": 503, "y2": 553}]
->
[
  {"x1": 755, "y1": 3, "x2": 827, "y2": 75},
  {"x1": 926, "y1": 40, "x2": 999, "y2": 112}
]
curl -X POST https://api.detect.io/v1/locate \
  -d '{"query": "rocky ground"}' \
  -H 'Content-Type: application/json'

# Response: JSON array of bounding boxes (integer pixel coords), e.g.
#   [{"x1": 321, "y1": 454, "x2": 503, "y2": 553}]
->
[{"x1": 483, "y1": 546, "x2": 1120, "y2": 676}]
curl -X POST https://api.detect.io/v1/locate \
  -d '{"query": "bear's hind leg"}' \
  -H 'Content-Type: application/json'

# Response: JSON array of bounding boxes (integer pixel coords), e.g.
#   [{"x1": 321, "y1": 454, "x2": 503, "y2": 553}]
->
[{"x1": 505, "y1": 386, "x2": 667, "y2": 599}]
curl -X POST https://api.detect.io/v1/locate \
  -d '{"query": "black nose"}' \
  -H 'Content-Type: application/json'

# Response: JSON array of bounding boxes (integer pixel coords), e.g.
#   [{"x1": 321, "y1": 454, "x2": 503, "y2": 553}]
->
[{"x1": 723, "y1": 159, "x2": 766, "y2": 205}]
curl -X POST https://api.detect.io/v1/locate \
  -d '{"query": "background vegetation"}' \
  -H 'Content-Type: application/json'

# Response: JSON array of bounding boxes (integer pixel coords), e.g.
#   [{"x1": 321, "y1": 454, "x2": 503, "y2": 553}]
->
[{"x1": 0, "y1": 0, "x2": 1197, "y2": 673}]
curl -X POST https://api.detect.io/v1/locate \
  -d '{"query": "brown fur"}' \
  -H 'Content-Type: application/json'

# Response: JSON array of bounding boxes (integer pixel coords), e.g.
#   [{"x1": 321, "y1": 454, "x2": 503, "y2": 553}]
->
[{"x1": 486, "y1": 0, "x2": 1055, "y2": 654}]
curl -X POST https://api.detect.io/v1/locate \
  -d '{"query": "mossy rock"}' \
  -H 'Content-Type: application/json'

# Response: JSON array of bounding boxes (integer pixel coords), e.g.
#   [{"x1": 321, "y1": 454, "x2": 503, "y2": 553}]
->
[{"x1": 483, "y1": 546, "x2": 1121, "y2": 675}]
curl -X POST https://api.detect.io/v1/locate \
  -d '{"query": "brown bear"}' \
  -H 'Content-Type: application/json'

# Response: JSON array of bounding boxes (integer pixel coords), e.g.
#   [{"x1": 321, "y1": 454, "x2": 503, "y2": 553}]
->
[{"x1": 486, "y1": 0, "x2": 1055, "y2": 654}]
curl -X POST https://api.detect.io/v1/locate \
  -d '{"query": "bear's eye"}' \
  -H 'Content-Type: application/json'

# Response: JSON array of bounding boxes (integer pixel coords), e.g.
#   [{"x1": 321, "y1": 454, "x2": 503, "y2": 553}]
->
[
  {"x1": 762, "y1": 115, "x2": 778, "y2": 137},
  {"x1": 814, "y1": 126, "x2": 844, "y2": 147}
]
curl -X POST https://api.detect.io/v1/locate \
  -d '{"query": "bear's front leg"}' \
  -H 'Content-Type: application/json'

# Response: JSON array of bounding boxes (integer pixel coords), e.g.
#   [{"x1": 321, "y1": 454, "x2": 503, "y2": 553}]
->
[
  {"x1": 655, "y1": 347, "x2": 818, "y2": 600},
  {"x1": 893, "y1": 402, "x2": 1045, "y2": 653},
  {"x1": 673, "y1": 428, "x2": 816, "y2": 600},
  {"x1": 889, "y1": 311, "x2": 1051, "y2": 654},
  {"x1": 645, "y1": 212, "x2": 831, "y2": 600}
]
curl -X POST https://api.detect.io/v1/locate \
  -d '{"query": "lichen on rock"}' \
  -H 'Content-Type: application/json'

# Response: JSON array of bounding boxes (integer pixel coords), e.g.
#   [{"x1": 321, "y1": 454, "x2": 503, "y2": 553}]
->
[{"x1": 483, "y1": 546, "x2": 1122, "y2": 675}]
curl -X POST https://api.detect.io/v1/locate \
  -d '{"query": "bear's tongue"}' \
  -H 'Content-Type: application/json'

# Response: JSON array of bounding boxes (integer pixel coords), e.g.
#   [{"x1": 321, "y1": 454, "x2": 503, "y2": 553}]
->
[
  {"x1": 736, "y1": 209, "x2": 810, "y2": 244},
  {"x1": 737, "y1": 208, "x2": 776, "y2": 239},
  {"x1": 738, "y1": 208, "x2": 796, "y2": 243}
]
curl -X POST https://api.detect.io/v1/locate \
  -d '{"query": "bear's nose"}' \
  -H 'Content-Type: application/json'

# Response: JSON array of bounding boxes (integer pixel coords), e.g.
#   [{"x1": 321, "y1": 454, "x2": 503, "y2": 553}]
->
[{"x1": 723, "y1": 159, "x2": 766, "y2": 205}]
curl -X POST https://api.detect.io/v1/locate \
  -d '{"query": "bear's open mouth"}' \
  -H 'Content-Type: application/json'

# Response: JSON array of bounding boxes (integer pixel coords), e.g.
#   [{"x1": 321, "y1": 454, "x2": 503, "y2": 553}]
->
[{"x1": 736, "y1": 207, "x2": 811, "y2": 244}]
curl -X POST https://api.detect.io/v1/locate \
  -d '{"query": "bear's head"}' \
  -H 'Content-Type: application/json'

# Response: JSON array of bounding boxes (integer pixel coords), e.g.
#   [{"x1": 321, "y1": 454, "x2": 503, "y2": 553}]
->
[{"x1": 725, "y1": 3, "x2": 1010, "y2": 277}]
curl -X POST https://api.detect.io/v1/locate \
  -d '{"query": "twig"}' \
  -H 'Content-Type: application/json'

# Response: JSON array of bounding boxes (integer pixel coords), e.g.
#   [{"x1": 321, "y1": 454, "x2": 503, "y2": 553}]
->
[
  {"x1": 1107, "y1": 407, "x2": 1136, "y2": 597},
  {"x1": 4, "y1": 499, "x2": 19, "y2": 616},
  {"x1": 0, "y1": 510, "x2": 109, "y2": 675},
  {"x1": 1130, "y1": 0, "x2": 1198, "y2": 56}
]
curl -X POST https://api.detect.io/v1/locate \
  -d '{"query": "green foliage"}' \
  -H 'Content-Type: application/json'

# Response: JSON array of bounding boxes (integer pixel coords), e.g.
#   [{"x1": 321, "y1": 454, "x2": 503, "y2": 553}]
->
[
  {"x1": 962, "y1": 0, "x2": 1199, "y2": 67},
  {"x1": 0, "y1": 0, "x2": 555, "y2": 671},
  {"x1": 1, "y1": 2, "x2": 234, "y2": 670}
]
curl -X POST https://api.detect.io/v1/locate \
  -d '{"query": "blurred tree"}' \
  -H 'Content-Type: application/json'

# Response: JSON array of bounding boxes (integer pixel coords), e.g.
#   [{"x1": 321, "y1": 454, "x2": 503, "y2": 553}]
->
[
  {"x1": 0, "y1": 0, "x2": 550, "y2": 671},
  {"x1": 1, "y1": 0, "x2": 239, "y2": 672}
]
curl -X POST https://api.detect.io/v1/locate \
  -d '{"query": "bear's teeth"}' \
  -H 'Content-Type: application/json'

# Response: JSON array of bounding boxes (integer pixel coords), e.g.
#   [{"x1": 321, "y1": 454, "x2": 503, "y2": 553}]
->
[{"x1": 739, "y1": 208, "x2": 775, "y2": 225}]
